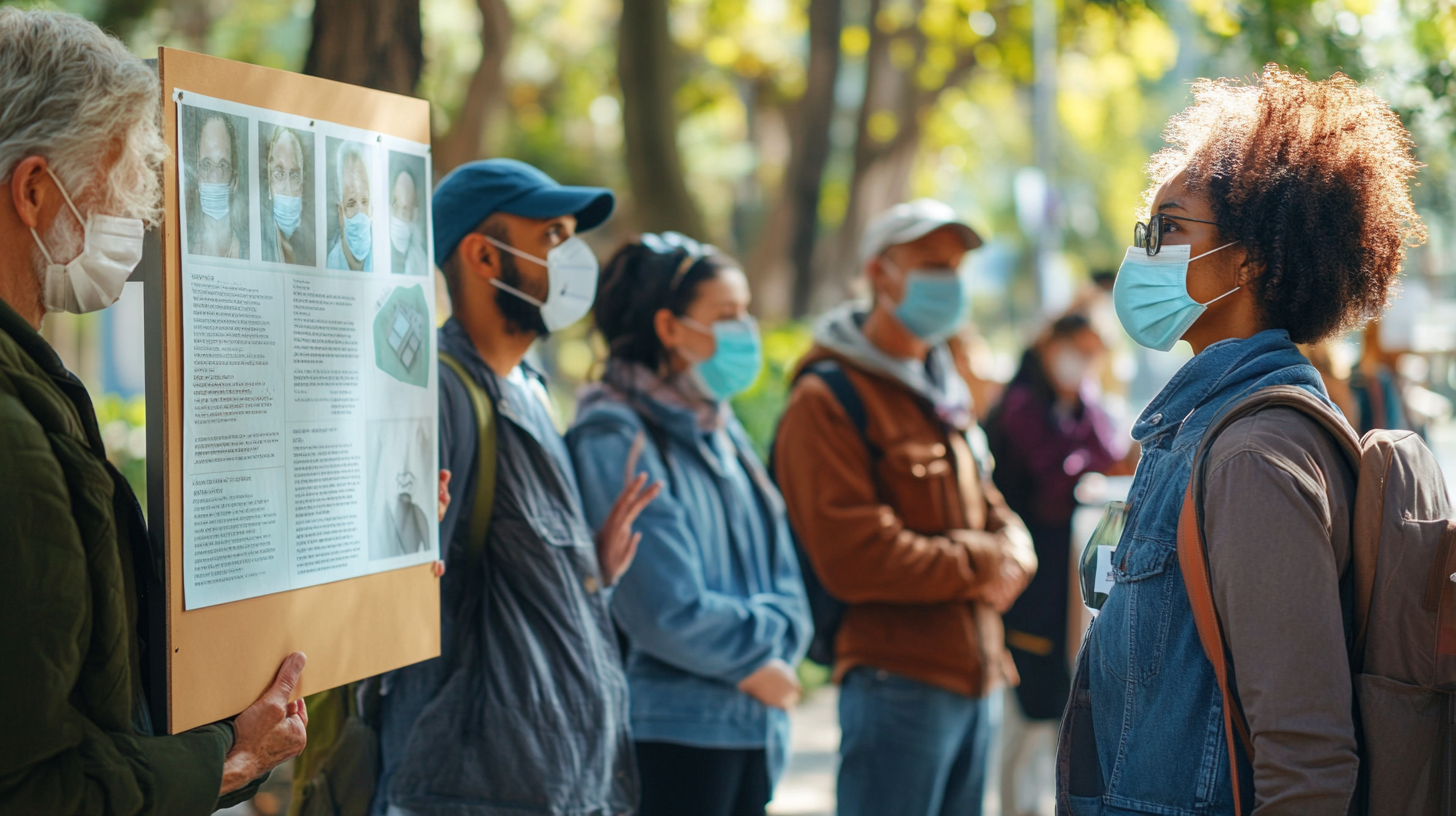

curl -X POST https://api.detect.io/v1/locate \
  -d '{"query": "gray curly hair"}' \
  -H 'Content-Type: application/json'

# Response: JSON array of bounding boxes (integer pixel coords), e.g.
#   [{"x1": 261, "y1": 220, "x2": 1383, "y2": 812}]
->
[{"x1": 0, "y1": 9, "x2": 168, "y2": 227}]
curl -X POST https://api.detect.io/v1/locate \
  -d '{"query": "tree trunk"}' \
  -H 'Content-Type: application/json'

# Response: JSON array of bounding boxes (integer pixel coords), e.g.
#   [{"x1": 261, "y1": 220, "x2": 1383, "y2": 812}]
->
[
  {"x1": 786, "y1": 0, "x2": 843, "y2": 317},
  {"x1": 618, "y1": 0, "x2": 706, "y2": 237},
  {"x1": 818, "y1": 0, "x2": 918, "y2": 306},
  {"x1": 818, "y1": 0, "x2": 976, "y2": 307},
  {"x1": 433, "y1": 0, "x2": 513, "y2": 176},
  {"x1": 304, "y1": 0, "x2": 424, "y2": 96}
]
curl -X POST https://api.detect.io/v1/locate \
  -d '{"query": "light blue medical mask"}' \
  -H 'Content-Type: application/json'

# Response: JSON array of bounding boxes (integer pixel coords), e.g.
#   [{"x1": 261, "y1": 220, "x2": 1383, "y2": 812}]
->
[
  {"x1": 884, "y1": 258, "x2": 969, "y2": 345},
  {"x1": 273, "y1": 193, "x2": 302, "y2": 239},
  {"x1": 1113, "y1": 241, "x2": 1240, "y2": 352},
  {"x1": 680, "y1": 315, "x2": 763, "y2": 401},
  {"x1": 344, "y1": 211, "x2": 372, "y2": 262},
  {"x1": 199, "y1": 181, "x2": 230, "y2": 221}
]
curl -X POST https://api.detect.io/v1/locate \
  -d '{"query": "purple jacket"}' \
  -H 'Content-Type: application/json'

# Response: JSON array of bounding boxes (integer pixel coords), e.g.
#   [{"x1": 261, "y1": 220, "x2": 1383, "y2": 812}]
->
[{"x1": 985, "y1": 351, "x2": 1123, "y2": 531}]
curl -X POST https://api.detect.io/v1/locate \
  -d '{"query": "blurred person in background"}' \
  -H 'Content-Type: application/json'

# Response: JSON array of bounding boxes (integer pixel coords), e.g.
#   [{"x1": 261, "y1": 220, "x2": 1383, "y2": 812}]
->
[
  {"x1": 1350, "y1": 318, "x2": 1414, "y2": 435},
  {"x1": 950, "y1": 331, "x2": 1005, "y2": 423},
  {"x1": 1300, "y1": 341, "x2": 1359, "y2": 424},
  {"x1": 775, "y1": 198, "x2": 1036, "y2": 816},
  {"x1": 567, "y1": 232, "x2": 812, "y2": 816},
  {"x1": 0, "y1": 10, "x2": 307, "y2": 813},
  {"x1": 985, "y1": 312, "x2": 1129, "y2": 722},
  {"x1": 982, "y1": 313, "x2": 1130, "y2": 816}
]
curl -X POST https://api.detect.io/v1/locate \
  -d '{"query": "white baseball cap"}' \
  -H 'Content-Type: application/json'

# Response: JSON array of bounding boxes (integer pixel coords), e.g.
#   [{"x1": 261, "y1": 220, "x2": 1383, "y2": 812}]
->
[{"x1": 860, "y1": 198, "x2": 982, "y2": 264}]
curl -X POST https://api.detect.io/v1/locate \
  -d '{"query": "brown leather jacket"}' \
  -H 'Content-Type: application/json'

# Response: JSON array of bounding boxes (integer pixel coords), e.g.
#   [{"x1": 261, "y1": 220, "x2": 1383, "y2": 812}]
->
[{"x1": 774, "y1": 345, "x2": 1037, "y2": 698}]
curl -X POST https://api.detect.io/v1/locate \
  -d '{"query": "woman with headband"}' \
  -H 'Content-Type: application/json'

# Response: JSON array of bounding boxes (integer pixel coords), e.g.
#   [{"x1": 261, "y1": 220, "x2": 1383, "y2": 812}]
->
[{"x1": 566, "y1": 233, "x2": 812, "y2": 816}]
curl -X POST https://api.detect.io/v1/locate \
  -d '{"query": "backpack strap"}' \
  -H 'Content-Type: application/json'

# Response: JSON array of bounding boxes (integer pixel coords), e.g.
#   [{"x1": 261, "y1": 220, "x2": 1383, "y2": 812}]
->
[
  {"x1": 1176, "y1": 384, "x2": 1362, "y2": 815},
  {"x1": 439, "y1": 352, "x2": 498, "y2": 578},
  {"x1": 804, "y1": 359, "x2": 872, "y2": 446}
]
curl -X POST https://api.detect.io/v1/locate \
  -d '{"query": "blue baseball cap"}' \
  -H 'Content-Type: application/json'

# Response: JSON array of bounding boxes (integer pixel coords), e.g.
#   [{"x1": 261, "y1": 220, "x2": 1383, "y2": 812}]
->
[{"x1": 432, "y1": 158, "x2": 615, "y2": 267}]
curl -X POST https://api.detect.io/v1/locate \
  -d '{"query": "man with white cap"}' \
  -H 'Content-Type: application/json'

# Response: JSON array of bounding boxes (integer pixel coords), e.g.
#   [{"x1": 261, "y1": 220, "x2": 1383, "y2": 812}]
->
[{"x1": 773, "y1": 199, "x2": 1035, "y2": 816}]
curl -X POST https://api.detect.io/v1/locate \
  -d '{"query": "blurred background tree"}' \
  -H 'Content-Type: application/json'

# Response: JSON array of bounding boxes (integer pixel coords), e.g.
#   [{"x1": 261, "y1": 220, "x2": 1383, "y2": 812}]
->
[{"x1": 19, "y1": 0, "x2": 1456, "y2": 465}]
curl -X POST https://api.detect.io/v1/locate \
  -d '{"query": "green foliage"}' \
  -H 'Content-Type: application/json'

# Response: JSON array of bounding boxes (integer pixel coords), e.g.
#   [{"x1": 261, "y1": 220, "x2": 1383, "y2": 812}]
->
[
  {"x1": 731, "y1": 321, "x2": 815, "y2": 458},
  {"x1": 94, "y1": 394, "x2": 148, "y2": 512}
]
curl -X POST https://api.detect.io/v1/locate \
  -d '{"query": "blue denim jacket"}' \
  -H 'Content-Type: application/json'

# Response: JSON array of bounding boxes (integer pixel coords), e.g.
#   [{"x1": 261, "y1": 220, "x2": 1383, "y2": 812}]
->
[
  {"x1": 1081, "y1": 330, "x2": 1331, "y2": 816},
  {"x1": 567, "y1": 389, "x2": 812, "y2": 786}
]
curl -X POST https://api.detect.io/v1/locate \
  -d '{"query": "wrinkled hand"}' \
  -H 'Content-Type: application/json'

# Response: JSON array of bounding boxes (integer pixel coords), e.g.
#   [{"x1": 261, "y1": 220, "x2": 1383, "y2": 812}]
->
[
  {"x1": 737, "y1": 659, "x2": 802, "y2": 710},
  {"x1": 221, "y1": 652, "x2": 309, "y2": 795},
  {"x1": 594, "y1": 433, "x2": 662, "y2": 586},
  {"x1": 983, "y1": 559, "x2": 1030, "y2": 614}
]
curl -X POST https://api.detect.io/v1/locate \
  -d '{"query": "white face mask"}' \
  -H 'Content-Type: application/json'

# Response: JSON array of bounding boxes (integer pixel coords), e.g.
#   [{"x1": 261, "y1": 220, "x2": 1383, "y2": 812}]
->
[
  {"x1": 484, "y1": 235, "x2": 600, "y2": 332},
  {"x1": 1048, "y1": 348, "x2": 1092, "y2": 391},
  {"x1": 31, "y1": 167, "x2": 145, "y2": 314},
  {"x1": 390, "y1": 215, "x2": 413, "y2": 254}
]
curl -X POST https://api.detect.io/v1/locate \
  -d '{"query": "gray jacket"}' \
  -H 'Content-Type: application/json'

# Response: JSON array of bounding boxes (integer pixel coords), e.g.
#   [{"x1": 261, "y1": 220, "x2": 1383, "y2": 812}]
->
[{"x1": 374, "y1": 319, "x2": 635, "y2": 816}]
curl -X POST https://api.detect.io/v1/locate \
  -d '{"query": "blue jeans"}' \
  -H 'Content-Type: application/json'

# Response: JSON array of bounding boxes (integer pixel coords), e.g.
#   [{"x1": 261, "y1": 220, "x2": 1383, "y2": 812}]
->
[{"x1": 837, "y1": 667, "x2": 992, "y2": 816}]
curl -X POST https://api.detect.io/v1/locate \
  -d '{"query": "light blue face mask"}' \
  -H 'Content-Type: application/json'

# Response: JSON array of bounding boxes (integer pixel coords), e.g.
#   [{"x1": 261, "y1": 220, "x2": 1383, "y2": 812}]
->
[
  {"x1": 198, "y1": 181, "x2": 231, "y2": 221},
  {"x1": 344, "y1": 211, "x2": 372, "y2": 262},
  {"x1": 680, "y1": 315, "x2": 763, "y2": 401},
  {"x1": 885, "y1": 259, "x2": 970, "y2": 345},
  {"x1": 1113, "y1": 241, "x2": 1240, "y2": 352},
  {"x1": 273, "y1": 193, "x2": 302, "y2": 239}
]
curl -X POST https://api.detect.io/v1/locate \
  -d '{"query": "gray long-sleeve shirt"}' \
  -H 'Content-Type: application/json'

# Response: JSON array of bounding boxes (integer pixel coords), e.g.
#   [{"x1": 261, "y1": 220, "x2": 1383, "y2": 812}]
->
[{"x1": 1204, "y1": 406, "x2": 1360, "y2": 815}]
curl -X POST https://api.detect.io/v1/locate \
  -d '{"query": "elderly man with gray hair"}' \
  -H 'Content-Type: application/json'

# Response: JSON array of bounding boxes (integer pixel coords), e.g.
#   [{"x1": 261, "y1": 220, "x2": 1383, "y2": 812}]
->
[
  {"x1": 328, "y1": 140, "x2": 373, "y2": 271},
  {"x1": 0, "y1": 10, "x2": 309, "y2": 814}
]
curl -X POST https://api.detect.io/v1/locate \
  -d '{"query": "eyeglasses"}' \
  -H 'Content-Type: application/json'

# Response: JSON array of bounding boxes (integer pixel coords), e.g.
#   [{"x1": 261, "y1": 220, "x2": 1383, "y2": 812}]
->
[
  {"x1": 198, "y1": 159, "x2": 233, "y2": 179},
  {"x1": 1134, "y1": 212, "x2": 1220, "y2": 256},
  {"x1": 271, "y1": 167, "x2": 303, "y2": 188}
]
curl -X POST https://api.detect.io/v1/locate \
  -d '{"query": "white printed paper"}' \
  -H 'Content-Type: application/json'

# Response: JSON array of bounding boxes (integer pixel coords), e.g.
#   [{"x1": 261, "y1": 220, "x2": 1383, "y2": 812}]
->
[
  {"x1": 1094, "y1": 545, "x2": 1116, "y2": 599},
  {"x1": 177, "y1": 91, "x2": 438, "y2": 609}
]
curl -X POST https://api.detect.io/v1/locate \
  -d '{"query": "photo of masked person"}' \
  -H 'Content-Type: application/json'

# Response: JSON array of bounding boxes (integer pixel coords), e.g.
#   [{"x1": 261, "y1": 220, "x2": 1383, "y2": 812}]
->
[
  {"x1": 388, "y1": 151, "x2": 429, "y2": 276},
  {"x1": 181, "y1": 105, "x2": 248, "y2": 260},
  {"x1": 325, "y1": 136, "x2": 374, "y2": 271},
  {"x1": 259, "y1": 122, "x2": 315, "y2": 266}
]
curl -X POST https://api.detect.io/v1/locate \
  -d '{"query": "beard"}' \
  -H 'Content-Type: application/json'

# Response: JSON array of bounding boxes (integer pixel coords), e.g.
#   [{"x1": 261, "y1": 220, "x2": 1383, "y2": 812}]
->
[{"x1": 495, "y1": 251, "x2": 550, "y2": 338}]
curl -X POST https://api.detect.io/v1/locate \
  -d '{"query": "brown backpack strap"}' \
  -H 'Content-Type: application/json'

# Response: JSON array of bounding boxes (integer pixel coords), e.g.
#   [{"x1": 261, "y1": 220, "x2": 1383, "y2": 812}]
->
[{"x1": 1176, "y1": 384, "x2": 1363, "y2": 815}]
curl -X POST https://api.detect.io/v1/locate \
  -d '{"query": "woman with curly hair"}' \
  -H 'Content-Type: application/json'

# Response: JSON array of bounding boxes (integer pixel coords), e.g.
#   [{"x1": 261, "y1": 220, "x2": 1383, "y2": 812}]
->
[{"x1": 1058, "y1": 67, "x2": 1424, "y2": 815}]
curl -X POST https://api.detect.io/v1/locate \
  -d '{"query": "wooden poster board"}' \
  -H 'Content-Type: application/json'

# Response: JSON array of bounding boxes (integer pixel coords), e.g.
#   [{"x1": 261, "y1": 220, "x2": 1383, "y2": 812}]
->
[{"x1": 155, "y1": 48, "x2": 440, "y2": 734}]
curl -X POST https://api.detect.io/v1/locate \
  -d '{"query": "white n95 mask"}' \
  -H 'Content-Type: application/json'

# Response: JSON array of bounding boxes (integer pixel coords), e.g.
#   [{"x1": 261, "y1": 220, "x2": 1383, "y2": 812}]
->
[
  {"x1": 31, "y1": 166, "x2": 145, "y2": 314},
  {"x1": 485, "y1": 235, "x2": 600, "y2": 332},
  {"x1": 1113, "y1": 242, "x2": 1239, "y2": 352}
]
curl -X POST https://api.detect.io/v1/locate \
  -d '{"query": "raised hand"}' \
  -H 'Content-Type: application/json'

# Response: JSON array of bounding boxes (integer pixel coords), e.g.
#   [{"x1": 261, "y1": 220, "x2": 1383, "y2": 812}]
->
[{"x1": 594, "y1": 432, "x2": 663, "y2": 586}]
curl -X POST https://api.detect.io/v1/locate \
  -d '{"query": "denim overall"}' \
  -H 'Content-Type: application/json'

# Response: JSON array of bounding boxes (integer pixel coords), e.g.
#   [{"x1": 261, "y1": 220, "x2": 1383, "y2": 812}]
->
[{"x1": 1066, "y1": 330, "x2": 1331, "y2": 816}]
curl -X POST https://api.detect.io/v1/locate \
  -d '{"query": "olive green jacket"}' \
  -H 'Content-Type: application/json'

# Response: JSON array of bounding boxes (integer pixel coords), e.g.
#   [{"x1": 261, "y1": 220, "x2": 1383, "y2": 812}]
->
[{"x1": 0, "y1": 297, "x2": 238, "y2": 815}]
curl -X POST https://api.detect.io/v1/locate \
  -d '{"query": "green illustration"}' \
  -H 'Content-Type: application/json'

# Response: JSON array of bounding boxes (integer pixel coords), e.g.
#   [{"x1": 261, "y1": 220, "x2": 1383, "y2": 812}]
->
[{"x1": 372, "y1": 284, "x2": 431, "y2": 388}]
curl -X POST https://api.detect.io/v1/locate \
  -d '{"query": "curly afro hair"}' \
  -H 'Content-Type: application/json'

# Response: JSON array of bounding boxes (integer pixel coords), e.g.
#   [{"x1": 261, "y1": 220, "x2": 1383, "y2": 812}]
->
[{"x1": 1144, "y1": 65, "x2": 1426, "y2": 344}]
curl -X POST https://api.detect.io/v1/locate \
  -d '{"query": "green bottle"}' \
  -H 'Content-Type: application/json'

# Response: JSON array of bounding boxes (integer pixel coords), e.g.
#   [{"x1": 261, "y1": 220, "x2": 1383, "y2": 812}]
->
[{"x1": 1079, "y1": 501, "x2": 1128, "y2": 612}]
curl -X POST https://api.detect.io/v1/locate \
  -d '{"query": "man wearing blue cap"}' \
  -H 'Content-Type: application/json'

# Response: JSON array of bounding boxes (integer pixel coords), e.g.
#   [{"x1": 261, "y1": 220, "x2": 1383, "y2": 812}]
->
[{"x1": 372, "y1": 159, "x2": 660, "y2": 816}]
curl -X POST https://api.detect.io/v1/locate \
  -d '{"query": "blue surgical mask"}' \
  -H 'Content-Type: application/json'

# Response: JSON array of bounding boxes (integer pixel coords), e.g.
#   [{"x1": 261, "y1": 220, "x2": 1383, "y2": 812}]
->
[
  {"x1": 1113, "y1": 242, "x2": 1239, "y2": 352},
  {"x1": 680, "y1": 316, "x2": 763, "y2": 401},
  {"x1": 344, "y1": 211, "x2": 372, "y2": 262},
  {"x1": 885, "y1": 259, "x2": 969, "y2": 345},
  {"x1": 273, "y1": 193, "x2": 302, "y2": 239},
  {"x1": 199, "y1": 181, "x2": 230, "y2": 221}
]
